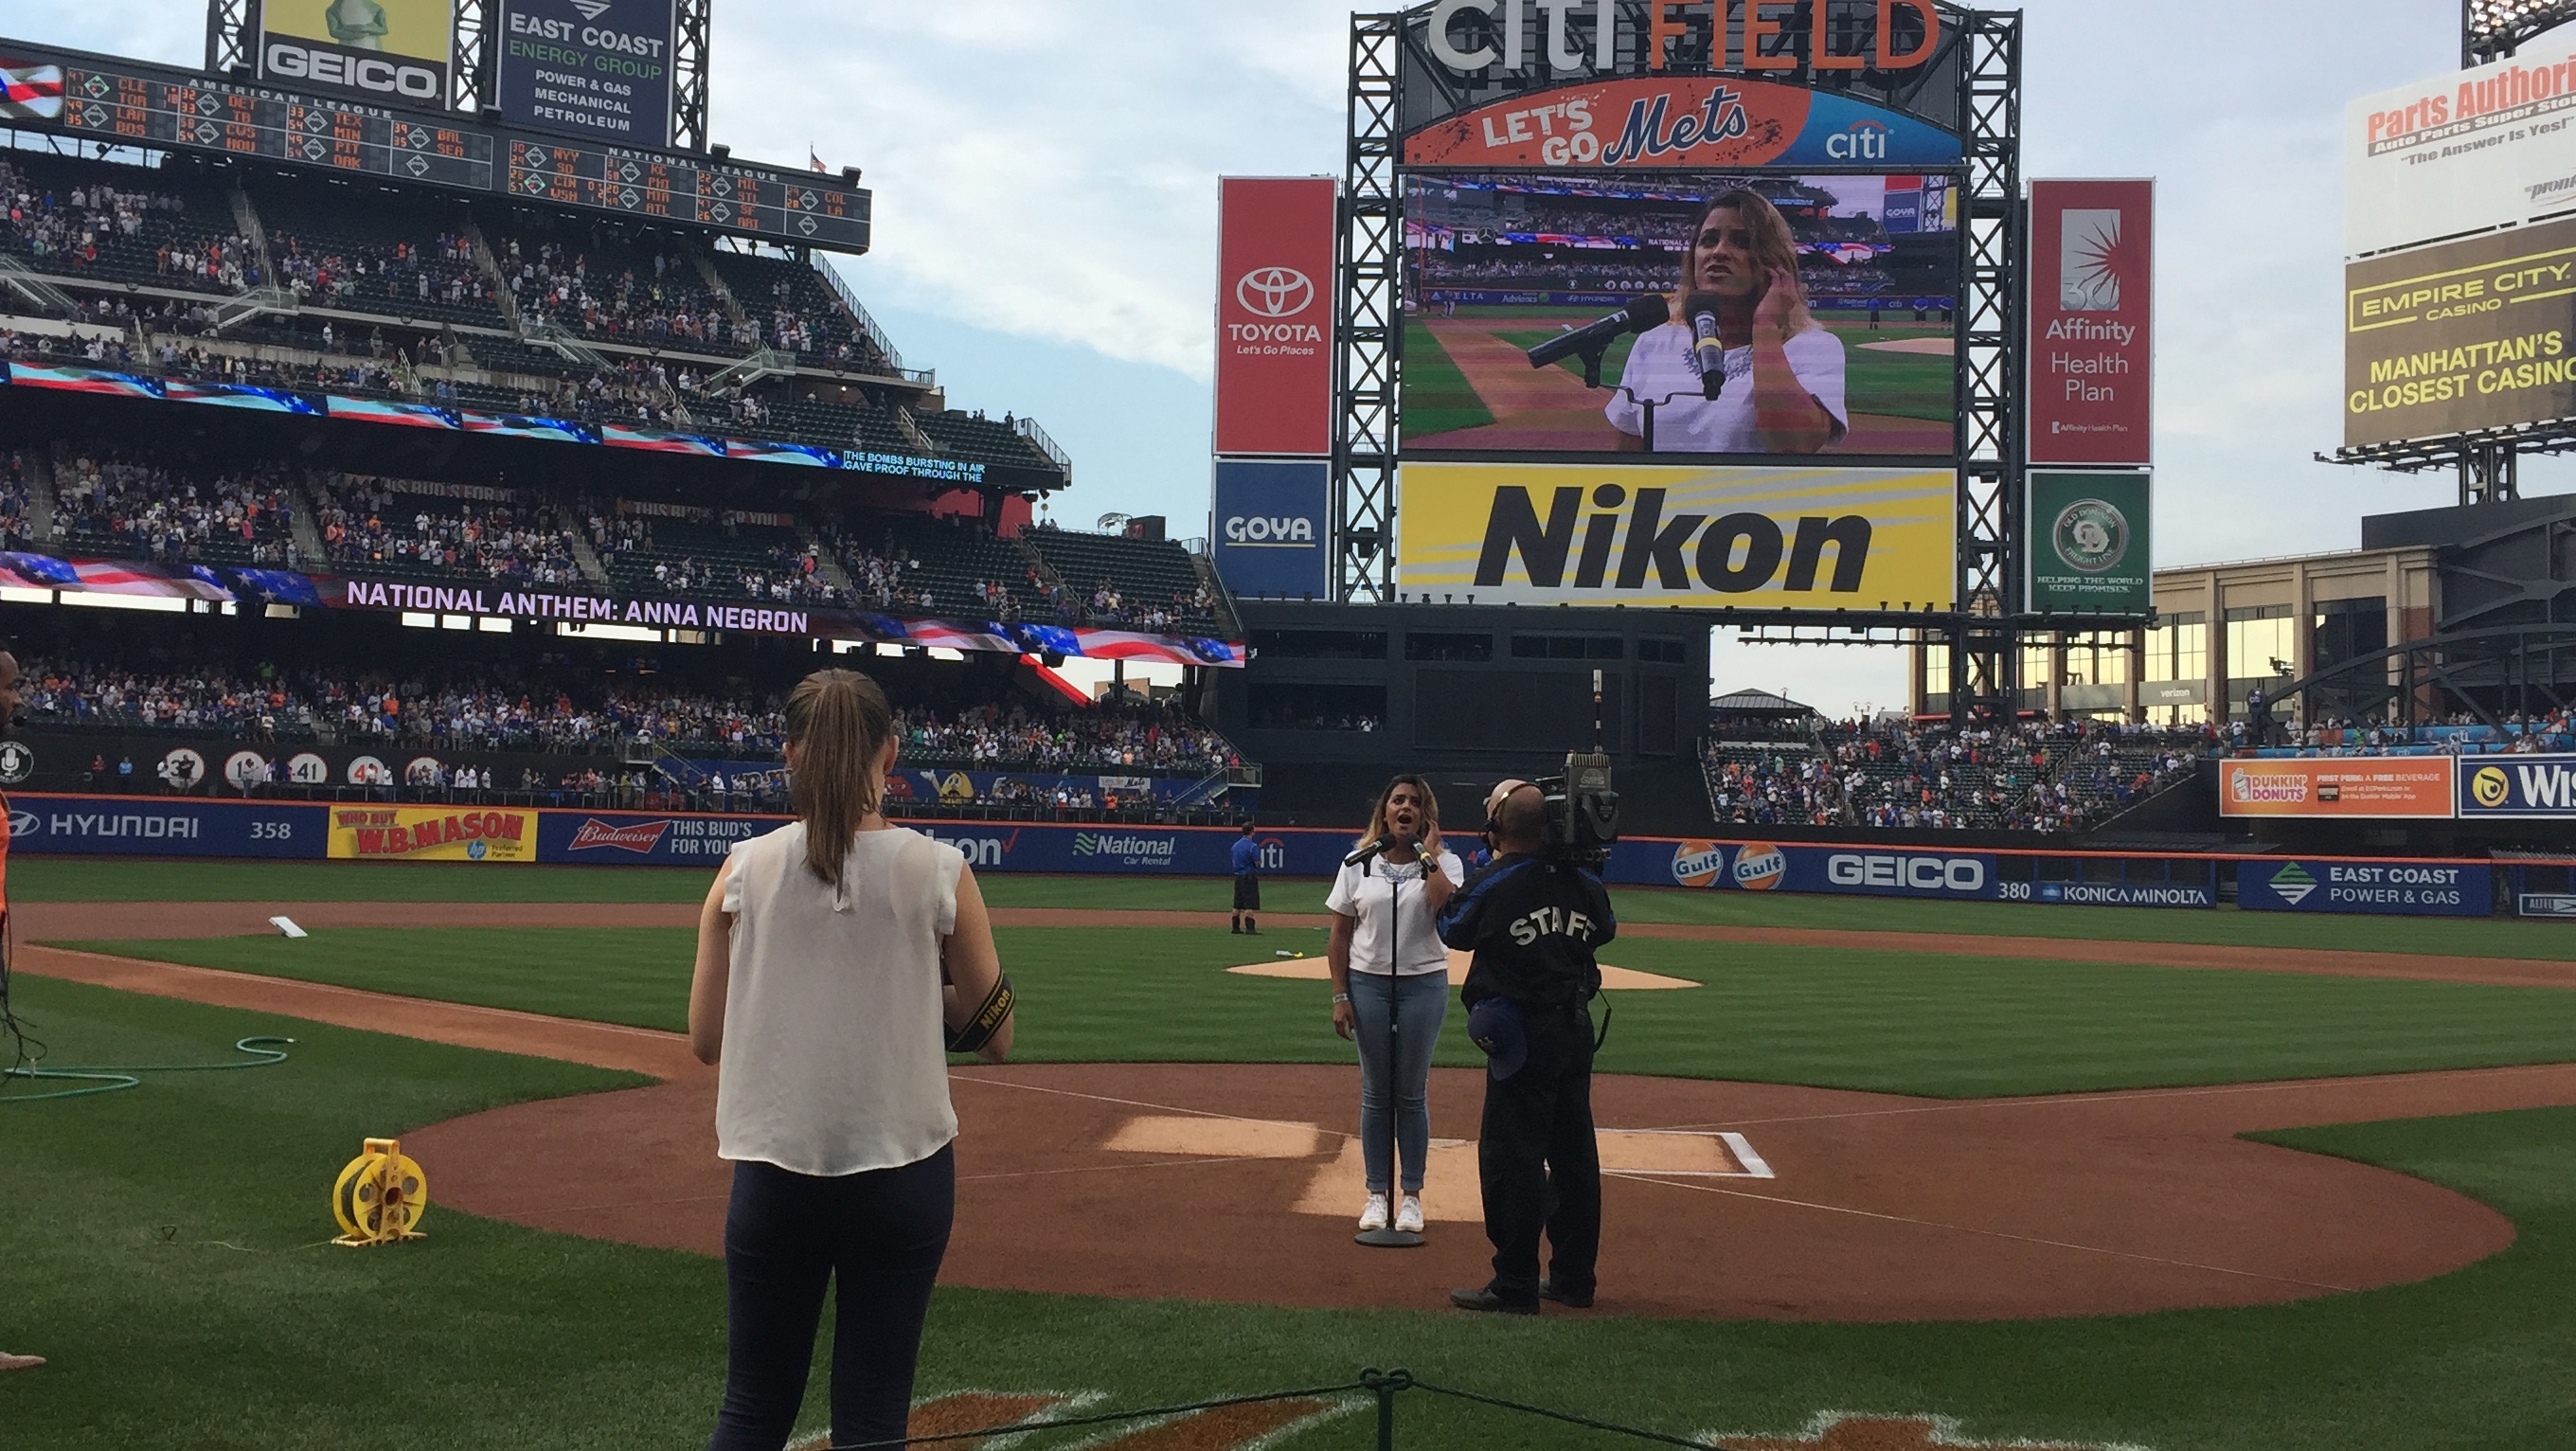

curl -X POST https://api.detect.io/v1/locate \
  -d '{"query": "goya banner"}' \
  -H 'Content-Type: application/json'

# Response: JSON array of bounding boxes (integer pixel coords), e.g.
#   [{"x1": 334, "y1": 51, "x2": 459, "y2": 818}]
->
[
  {"x1": 2216, "y1": 757, "x2": 2456, "y2": 819},
  {"x1": 2238, "y1": 857, "x2": 2492, "y2": 917},
  {"x1": 1398, "y1": 462, "x2": 1955, "y2": 609},
  {"x1": 2460, "y1": 754, "x2": 2576, "y2": 818},
  {"x1": 326, "y1": 803, "x2": 537, "y2": 862}
]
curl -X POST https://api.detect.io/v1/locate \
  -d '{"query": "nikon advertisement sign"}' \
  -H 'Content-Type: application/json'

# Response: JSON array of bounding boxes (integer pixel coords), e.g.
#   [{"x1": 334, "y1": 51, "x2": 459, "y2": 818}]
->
[
  {"x1": 1397, "y1": 462, "x2": 1954, "y2": 609},
  {"x1": 2026, "y1": 471, "x2": 2150, "y2": 614},
  {"x1": 258, "y1": 0, "x2": 456, "y2": 108},
  {"x1": 2344, "y1": 216, "x2": 2576, "y2": 448}
]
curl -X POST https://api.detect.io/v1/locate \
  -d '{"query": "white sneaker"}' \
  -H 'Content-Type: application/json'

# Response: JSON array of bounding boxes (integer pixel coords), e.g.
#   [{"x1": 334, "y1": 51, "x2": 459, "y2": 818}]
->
[
  {"x1": 1395, "y1": 1195, "x2": 1424, "y2": 1233},
  {"x1": 1357, "y1": 1192, "x2": 1389, "y2": 1231}
]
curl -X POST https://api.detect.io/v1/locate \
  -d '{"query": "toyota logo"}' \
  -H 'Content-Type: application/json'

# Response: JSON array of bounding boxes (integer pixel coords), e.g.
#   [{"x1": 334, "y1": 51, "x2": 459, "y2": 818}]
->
[{"x1": 1235, "y1": 267, "x2": 1315, "y2": 318}]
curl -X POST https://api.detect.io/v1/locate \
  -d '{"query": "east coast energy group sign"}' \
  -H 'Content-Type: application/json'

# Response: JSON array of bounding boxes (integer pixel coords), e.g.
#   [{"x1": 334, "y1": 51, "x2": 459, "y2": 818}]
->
[{"x1": 1396, "y1": 462, "x2": 1954, "y2": 608}]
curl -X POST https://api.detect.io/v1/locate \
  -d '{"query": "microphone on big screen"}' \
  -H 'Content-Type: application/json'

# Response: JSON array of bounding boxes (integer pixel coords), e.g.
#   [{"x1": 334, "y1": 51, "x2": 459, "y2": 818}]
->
[
  {"x1": 1685, "y1": 291, "x2": 1726, "y2": 400},
  {"x1": 1525, "y1": 294, "x2": 1669, "y2": 369}
]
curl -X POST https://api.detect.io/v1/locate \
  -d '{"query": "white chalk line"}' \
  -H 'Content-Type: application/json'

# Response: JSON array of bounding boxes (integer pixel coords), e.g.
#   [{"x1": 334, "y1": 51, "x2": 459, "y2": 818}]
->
[{"x1": 1604, "y1": 1171, "x2": 2356, "y2": 1292}]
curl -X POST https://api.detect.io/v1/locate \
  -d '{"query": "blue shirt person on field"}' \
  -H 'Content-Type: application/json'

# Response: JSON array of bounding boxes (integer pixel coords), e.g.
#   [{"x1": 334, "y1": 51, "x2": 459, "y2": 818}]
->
[{"x1": 1229, "y1": 823, "x2": 1263, "y2": 935}]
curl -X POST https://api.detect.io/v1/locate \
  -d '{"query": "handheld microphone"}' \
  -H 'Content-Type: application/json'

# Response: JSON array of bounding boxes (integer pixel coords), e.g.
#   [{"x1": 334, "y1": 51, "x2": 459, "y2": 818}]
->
[
  {"x1": 1341, "y1": 833, "x2": 1421, "y2": 869},
  {"x1": 1526, "y1": 294, "x2": 1669, "y2": 369},
  {"x1": 1684, "y1": 291, "x2": 1726, "y2": 400}
]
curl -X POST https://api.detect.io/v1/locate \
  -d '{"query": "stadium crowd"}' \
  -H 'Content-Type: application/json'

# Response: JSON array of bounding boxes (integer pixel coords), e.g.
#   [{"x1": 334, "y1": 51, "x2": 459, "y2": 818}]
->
[
  {"x1": 308, "y1": 474, "x2": 585, "y2": 584},
  {"x1": 271, "y1": 229, "x2": 495, "y2": 316},
  {"x1": 1705, "y1": 716, "x2": 2213, "y2": 833},
  {"x1": 51, "y1": 446, "x2": 301, "y2": 566}
]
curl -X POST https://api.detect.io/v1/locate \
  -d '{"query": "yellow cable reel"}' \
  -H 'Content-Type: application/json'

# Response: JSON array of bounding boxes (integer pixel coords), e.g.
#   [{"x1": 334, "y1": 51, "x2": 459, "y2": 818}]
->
[{"x1": 331, "y1": 1137, "x2": 428, "y2": 1247}]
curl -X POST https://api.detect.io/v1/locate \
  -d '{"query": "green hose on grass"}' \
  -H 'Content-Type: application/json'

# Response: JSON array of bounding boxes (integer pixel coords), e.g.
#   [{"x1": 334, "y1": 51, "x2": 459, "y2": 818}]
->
[{"x1": 0, "y1": 1036, "x2": 295, "y2": 1102}]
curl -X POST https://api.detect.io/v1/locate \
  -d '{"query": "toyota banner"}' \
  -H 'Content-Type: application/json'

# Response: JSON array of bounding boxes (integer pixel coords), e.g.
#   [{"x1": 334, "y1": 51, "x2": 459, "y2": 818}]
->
[{"x1": 1215, "y1": 176, "x2": 1336, "y2": 457}]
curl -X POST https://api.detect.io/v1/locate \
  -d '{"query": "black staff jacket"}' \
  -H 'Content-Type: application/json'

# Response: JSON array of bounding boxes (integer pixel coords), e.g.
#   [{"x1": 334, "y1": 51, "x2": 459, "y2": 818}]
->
[{"x1": 1434, "y1": 851, "x2": 1616, "y2": 1011}]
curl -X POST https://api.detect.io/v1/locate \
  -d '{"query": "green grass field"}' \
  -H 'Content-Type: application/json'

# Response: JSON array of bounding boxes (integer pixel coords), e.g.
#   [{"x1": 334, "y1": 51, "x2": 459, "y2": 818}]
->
[
  {"x1": 23, "y1": 856, "x2": 2576, "y2": 962},
  {"x1": 60, "y1": 923, "x2": 2576, "y2": 1098},
  {"x1": 10, "y1": 974, "x2": 2576, "y2": 1450},
  {"x1": 1398, "y1": 319, "x2": 1496, "y2": 438}
]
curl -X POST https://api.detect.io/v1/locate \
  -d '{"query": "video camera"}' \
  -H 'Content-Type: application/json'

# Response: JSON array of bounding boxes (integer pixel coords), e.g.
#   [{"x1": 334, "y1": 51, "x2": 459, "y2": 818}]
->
[{"x1": 1530, "y1": 750, "x2": 1619, "y2": 869}]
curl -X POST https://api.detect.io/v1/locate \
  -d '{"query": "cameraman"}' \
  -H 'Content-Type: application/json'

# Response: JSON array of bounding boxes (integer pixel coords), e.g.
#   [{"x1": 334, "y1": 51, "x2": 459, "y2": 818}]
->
[{"x1": 1435, "y1": 781, "x2": 1615, "y2": 1315}]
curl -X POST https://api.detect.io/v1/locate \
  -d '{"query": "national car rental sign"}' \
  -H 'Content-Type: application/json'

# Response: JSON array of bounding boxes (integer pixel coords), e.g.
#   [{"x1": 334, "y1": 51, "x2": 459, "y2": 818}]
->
[{"x1": 1215, "y1": 177, "x2": 1337, "y2": 457}]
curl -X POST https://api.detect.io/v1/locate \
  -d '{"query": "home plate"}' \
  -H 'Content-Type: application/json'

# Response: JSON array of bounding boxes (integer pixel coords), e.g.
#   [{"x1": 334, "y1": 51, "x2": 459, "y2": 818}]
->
[{"x1": 1226, "y1": 950, "x2": 1695, "y2": 990}]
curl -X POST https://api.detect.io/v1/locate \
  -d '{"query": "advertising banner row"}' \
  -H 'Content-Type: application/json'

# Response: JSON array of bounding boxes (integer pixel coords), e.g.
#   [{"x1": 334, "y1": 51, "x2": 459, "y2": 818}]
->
[
  {"x1": 0, "y1": 796, "x2": 2516, "y2": 918},
  {"x1": 2219, "y1": 754, "x2": 2576, "y2": 821}
]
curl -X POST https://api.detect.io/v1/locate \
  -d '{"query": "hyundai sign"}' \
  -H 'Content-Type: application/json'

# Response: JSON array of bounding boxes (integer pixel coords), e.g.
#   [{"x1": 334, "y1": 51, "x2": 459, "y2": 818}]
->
[{"x1": 1209, "y1": 458, "x2": 1330, "y2": 599}]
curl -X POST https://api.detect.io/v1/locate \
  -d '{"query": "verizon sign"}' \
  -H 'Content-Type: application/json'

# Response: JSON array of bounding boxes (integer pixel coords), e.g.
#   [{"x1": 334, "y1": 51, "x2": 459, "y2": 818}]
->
[
  {"x1": 2029, "y1": 179, "x2": 2154, "y2": 467},
  {"x1": 1216, "y1": 177, "x2": 1336, "y2": 457}
]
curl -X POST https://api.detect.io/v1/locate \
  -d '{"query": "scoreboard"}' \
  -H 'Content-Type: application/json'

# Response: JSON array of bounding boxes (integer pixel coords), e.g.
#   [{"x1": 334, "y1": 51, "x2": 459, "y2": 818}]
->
[
  {"x1": 14, "y1": 38, "x2": 868, "y2": 253},
  {"x1": 505, "y1": 140, "x2": 866, "y2": 248},
  {"x1": 62, "y1": 64, "x2": 493, "y2": 190}
]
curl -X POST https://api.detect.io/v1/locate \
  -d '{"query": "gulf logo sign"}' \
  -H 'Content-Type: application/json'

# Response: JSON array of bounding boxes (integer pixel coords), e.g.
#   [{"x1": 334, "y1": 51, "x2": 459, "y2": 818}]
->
[
  {"x1": 1671, "y1": 840, "x2": 1726, "y2": 887},
  {"x1": 1731, "y1": 843, "x2": 1787, "y2": 891}
]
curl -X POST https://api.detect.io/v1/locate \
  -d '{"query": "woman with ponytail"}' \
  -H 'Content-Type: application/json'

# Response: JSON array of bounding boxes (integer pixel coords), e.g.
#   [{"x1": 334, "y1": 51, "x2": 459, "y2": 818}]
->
[{"x1": 688, "y1": 668, "x2": 1013, "y2": 1451}]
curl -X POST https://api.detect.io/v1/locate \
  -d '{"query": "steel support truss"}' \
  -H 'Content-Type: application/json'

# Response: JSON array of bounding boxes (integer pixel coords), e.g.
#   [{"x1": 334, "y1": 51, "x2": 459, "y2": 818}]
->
[
  {"x1": 207, "y1": 0, "x2": 708, "y2": 149},
  {"x1": 1945, "y1": 9, "x2": 2024, "y2": 726},
  {"x1": 1335, "y1": 12, "x2": 1403, "y2": 602}
]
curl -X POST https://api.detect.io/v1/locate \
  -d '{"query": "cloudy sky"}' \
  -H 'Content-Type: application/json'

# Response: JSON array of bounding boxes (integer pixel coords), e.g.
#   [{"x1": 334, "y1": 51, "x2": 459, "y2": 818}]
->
[{"x1": 38, "y1": 2, "x2": 2551, "y2": 711}]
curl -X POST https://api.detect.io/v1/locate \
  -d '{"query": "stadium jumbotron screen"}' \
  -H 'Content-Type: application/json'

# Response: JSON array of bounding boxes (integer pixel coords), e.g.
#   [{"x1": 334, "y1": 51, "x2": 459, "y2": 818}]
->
[{"x1": 1403, "y1": 170, "x2": 1959, "y2": 460}]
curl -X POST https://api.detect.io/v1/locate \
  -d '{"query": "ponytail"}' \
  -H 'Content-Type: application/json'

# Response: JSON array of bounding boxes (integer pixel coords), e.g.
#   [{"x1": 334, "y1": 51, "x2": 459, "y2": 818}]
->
[{"x1": 784, "y1": 669, "x2": 894, "y2": 886}]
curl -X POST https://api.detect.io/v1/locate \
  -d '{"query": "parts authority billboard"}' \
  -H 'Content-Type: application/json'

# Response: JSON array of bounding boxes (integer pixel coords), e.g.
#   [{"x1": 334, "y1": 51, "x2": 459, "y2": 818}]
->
[
  {"x1": 494, "y1": 0, "x2": 675, "y2": 146},
  {"x1": 2344, "y1": 215, "x2": 2576, "y2": 448},
  {"x1": 1215, "y1": 177, "x2": 1336, "y2": 457},
  {"x1": 2216, "y1": 757, "x2": 2456, "y2": 819},
  {"x1": 2028, "y1": 180, "x2": 2153, "y2": 466},
  {"x1": 2347, "y1": 49, "x2": 2576, "y2": 258},
  {"x1": 258, "y1": 0, "x2": 456, "y2": 108},
  {"x1": 2026, "y1": 470, "x2": 2150, "y2": 614},
  {"x1": 1398, "y1": 461, "x2": 1955, "y2": 609}
]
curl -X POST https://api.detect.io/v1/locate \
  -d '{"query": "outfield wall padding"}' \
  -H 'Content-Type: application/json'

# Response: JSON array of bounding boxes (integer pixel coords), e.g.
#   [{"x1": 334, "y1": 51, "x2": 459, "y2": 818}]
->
[{"x1": 0, "y1": 794, "x2": 2514, "y2": 917}]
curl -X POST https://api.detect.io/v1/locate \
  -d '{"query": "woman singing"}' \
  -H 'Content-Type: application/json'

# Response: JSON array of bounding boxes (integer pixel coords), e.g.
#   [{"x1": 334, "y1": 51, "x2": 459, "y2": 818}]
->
[
  {"x1": 1326, "y1": 775, "x2": 1463, "y2": 1235},
  {"x1": 689, "y1": 669, "x2": 1014, "y2": 1451},
  {"x1": 1604, "y1": 188, "x2": 1849, "y2": 454}
]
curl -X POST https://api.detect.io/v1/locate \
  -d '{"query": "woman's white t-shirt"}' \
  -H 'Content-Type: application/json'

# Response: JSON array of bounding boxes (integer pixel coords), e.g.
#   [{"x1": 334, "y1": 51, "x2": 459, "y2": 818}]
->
[
  {"x1": 1326, "y1": 850, "x2": 1464, "y2": 976},
  {"x1": 1603, "y1": 322, "x2": 1850, "y2": 452},
  {"x1": 716, "y1": 822, "x2": 965, "y2": 1177}
]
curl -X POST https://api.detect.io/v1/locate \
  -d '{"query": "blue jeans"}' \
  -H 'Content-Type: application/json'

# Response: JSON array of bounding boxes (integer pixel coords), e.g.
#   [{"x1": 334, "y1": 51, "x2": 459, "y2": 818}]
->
[{"x1": 1351, "y1": 969, "x2": 1450, "y2": 1194}]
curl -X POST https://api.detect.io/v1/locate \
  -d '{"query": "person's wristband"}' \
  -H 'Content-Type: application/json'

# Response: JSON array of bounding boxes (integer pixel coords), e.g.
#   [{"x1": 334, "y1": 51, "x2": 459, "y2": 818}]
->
[{"x1": 1332, "y1": 992, "x2": 1351, "y2": 1004}]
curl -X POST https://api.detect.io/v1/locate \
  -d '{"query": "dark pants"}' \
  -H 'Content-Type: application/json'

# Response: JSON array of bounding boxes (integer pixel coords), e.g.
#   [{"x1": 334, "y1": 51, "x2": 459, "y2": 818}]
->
[
  {"x1": 1476, "y1": 1004, "x2": 1599, "y2": 1307},
  {"x1": 1233, "y1": 873, "x2": 1261, "y2": 911},
  {"x1": 707, "y1": 1146, "x2": 956, "y2": 1451}
]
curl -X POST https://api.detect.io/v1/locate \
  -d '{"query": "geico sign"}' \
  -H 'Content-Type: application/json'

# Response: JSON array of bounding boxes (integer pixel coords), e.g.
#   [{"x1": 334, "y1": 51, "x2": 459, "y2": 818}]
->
[
  {"x1": 1826, "y1": 852, "x2": 1985, "y2": 892},
  {"x1": 264, "y1": 43, "x2": 444, "y2": 100},
  {"x1": 1225, "y1": 515, "x2": 1315, "y2": 544},
  {"x1": 1478, "y1": 484, "x2": 1873, "y2": 594}
]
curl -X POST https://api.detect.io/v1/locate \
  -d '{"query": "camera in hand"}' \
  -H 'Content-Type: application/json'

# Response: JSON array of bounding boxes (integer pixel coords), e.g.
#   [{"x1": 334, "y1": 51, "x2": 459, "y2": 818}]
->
[{"x1": 1530, "y1": 751, "x2": 1619, "y2": 868}]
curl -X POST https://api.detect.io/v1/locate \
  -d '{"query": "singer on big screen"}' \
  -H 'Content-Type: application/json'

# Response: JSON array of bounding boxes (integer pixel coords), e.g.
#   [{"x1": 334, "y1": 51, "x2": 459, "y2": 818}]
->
[{"x1": 1603, "y1": 189, "x2": 1848, "y2": 455}]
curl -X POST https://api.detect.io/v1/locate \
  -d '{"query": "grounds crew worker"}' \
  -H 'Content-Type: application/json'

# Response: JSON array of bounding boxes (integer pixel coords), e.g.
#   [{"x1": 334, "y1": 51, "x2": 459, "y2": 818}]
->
[
  {"x1": 1434, "y1": 780, "x2": 1615, "y2": 1315},
  {"x1": 1230, "y1": 821, "x2": 1261, "y2": 935}
]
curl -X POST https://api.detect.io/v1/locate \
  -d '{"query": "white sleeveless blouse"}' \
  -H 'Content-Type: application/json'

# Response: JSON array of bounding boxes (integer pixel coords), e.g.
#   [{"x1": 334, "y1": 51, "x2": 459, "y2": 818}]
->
[{"x1": 716, "y1": 822, "x2": 965, "y2": 1176}]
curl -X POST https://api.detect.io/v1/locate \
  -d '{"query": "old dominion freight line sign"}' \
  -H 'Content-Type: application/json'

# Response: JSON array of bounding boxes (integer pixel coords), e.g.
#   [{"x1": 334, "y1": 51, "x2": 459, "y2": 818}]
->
[{"x1": 2027, "y1": 471, "x2": 2152, "y2": 615}]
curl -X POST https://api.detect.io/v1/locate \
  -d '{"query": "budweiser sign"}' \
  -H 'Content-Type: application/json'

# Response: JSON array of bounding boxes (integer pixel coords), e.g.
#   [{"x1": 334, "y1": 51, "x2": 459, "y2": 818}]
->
[{"x1": 567, "y1": 817, "x2": 674, "y2": 853}]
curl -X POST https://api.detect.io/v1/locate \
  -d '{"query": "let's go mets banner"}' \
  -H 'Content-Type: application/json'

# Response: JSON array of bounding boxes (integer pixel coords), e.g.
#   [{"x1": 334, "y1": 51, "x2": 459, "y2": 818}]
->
[
  {"x1": 1397, "y1": 462, "x2": 1955, "y2": 608},
  {"x1": 2216, "y1": 757, "x2": 2456, "y2": 819},
  {"x1": 327, "y1": 804, "x2": 537, "y2": 862}
]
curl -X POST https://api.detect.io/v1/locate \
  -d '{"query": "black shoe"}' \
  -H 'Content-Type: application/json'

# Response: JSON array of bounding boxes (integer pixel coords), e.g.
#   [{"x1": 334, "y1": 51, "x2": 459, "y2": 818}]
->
[
  {"x1": 1538, "y1": 1279, "x2": 1594, "y2": 1309},
  {"x1": 1229, "y1": 923, "x2": 1241, "y2": 934},
  {"x1": 1449, "y1": 1286, "x2": 1539, "y2": 1316}
]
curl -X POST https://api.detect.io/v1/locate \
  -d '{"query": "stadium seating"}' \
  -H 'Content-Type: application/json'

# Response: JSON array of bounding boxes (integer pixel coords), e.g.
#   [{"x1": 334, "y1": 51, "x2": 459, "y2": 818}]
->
[
  {"x1": 1022, "y1": 525, "x2": 1225, "y2": 632},
  {"x1": 0, "y1": 150, "x2": 257, "y2": 297},
  {"x1": 704, "y1": 249, "x2": 887, "y2": 368},
  {"x1": 50, "y1": 443, "x2": 301, "y2": 567},
  {"x1": 1711, "y1": 721, "x2": 2213, "y2": 833},
  {"x1": 254, "y1": 181, "x2": 505, "y2": 329},
  {"x1": 584, "y1": 500, "x2": 837, "y2": 605},
  {"x1": 489, "y1": 209, "x2": 746, "y2": 354},
  {"x1": 307, "y1": 473, "x2": 584, "y2": 584}
]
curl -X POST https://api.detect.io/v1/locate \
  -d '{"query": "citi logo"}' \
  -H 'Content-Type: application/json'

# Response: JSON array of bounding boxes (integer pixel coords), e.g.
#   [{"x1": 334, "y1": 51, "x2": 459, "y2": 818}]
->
[
  {"x1": 1225, "y1": 515, "x2": 1315, "y2": 545},
  {"x1": 1235, "y1": 267, "x2": 1314, "y2": 318},
  {"x1": 1826, "y1": 121, "x2": 1890, "y2": 160}
]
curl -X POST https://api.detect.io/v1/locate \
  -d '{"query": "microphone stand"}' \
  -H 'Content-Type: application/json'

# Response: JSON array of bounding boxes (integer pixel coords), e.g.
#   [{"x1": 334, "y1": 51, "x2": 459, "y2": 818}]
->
[{"x1": 1355, "y1": 843, "x2": 1424, "y2": 1249}]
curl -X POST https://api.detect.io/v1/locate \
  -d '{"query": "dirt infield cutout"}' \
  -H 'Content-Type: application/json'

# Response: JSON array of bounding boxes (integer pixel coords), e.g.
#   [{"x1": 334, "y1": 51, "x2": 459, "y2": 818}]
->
[
  {"x1": 1225, "y1": 949, "x2": 1696, "y2": 991},
  {"x1": 1100, "y1": 1112, "x2": 1774, "y2": 1226},
  {"x1": 1707, "y1": 1412, "x2": 2138, "y2": 1451}
]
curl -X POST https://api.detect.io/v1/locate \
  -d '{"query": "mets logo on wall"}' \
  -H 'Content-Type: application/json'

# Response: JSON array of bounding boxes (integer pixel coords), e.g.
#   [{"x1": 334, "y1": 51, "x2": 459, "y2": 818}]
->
[
  {"x1": 1671, "y1": 840, "x2": 1726, "y2": 887},
  {"x1": 2470, "y1": 765, "x2": 2513, "y2": 809},
  {"x1": 1731, "y1": 843, "x2": 1788, "y2": 890}
]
